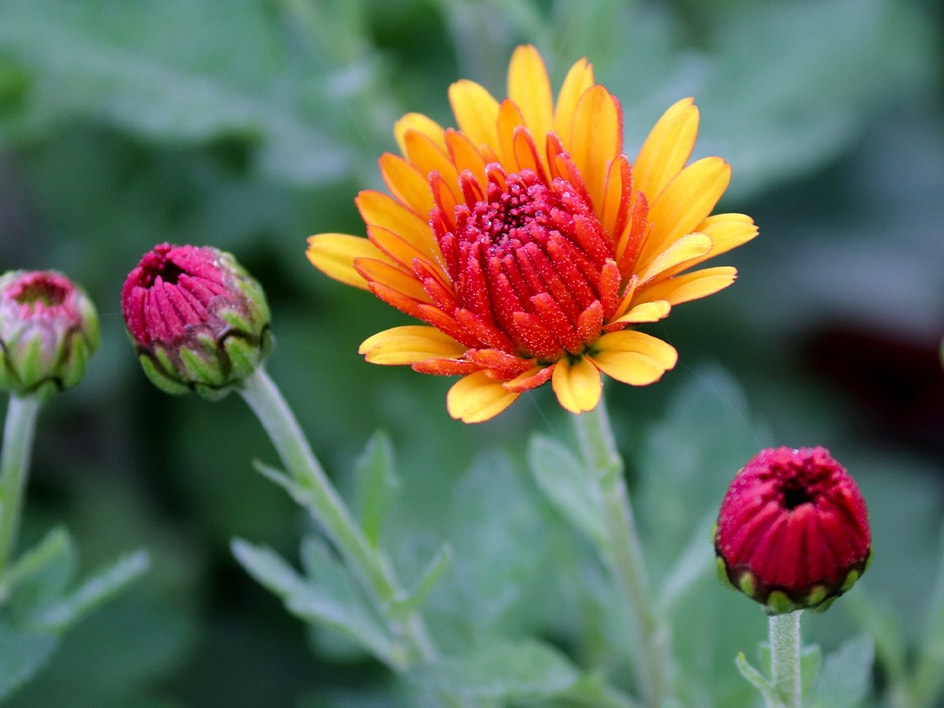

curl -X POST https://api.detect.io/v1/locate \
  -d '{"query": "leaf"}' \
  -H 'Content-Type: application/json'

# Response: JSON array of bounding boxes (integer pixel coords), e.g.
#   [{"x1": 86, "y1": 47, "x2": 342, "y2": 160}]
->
[
  {"x1": 389, "y1": 545, "x2": 451, "y2": 620},
  {"x1": 407, "y1": 639, "x2": 581, "y2": 700},
  {"x1": 232, "y1": 537, "x2": 393, "y2": 664},
  {"x1": 735, "y1": 651, "x2": 779, "y2": 705},
  {"x1": 528, "y1": 434, "x2": 605, "y2": 545},
  {"x1": 0, "y1": 0, "x2": 354, "y2": 184},
  {"x1": 809, "y1": 634, "x2": 874, "y2": 708},
  {"x1": 3, "y1": 526, "x2": 76, "y2": 625},
  {"x1": 35, "y1": 550, "x2": 151, "y2": 633},
  {"x1": 0, "y1": 622, "x2": 58, "y2": 702},
  {"x1": 354, "y1": 430, "x2": 400, "y2": 548},
  {"x1": 655, "y1": 511, "x2": 716, "y2": 614}
]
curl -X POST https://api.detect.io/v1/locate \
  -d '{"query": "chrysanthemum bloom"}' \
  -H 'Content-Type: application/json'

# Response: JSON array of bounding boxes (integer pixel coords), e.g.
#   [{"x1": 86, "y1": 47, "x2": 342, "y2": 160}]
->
[
  {"x1": 121, "y1": 243, "x2": 272, "y2": 400},
  {"x1": 307, "y1": 45, "x2": 758, "y2": 422},
  {"x1": 0, "y1": 270, "x2": 100, "y2": 399},
  {"x1": 715, "y1": 446, "x2": 871, "y2": 615}
]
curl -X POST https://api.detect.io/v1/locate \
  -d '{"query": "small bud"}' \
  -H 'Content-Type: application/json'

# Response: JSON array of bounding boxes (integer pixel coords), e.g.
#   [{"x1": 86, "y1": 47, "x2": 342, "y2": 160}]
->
[
  {"x1": 715, "y1": 446, "x2": 871, "y2": 614},
  {"x1": 0, "y1": 270, "x2": 100, "y2": 399},
  {"x1": 121, "y1": 243, "x2": 272, "y2": 400}
]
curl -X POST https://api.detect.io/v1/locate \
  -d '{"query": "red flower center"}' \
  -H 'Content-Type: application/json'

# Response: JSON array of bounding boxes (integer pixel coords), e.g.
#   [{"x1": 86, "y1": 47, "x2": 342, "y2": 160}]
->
[{"x1": 430, "y1": 166, "x2": 618, "y2": 363}]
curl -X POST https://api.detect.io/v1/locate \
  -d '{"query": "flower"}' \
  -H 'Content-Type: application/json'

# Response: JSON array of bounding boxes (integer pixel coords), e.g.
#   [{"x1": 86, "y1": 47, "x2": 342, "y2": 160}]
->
[
  {"x1": 0, "y1": 270, "x2": 100, "y2": 399},
  {"x1": 714, "y1": 446, "x2": 871, "y2": 614},
  {"x1": 121, "y1": 243, "x2": 272, "y2": 400},
  {"x1": 307, "y1": 45, "x2": 757, "y2": 422}
]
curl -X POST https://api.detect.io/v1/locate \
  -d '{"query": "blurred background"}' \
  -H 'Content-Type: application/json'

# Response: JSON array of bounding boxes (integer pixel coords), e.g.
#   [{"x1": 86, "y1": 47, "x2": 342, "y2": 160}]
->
[{"x1": 0, "y1": 0, "x2": 942, "y2": 705}]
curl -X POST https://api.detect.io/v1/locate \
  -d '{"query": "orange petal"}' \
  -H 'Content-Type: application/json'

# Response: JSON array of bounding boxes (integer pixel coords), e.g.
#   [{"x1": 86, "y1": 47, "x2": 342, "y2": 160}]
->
[
  {"x1": 379, "y1": 153, "x2": 435, "y2": 217},
  {"x1": 306, "y1": 234, "x2": 381, "y2": 290},
  {"x1": 394, "y1": 112, "x2": 446, "y2": 156},
  {"x1": 447, "y1": 371, "x2": 521, "y2": 423},
  {"x1": 507, "y1": 45, "x2": 553, "y2": 150},
  {"x1": 609, "y1": 300, "x2": 671, "y2": 325},
  {"x1": 633, "y1": 97, "x2": 699, "y2": 202},
  {"x1": 355, "y1": 258, "x2": 429, "y2": 302},
  {"x1": 637, "y1": 266, "x2": 738, "y2": 305},
  {"x1": 590, "y1": 331, "x2": 678, "y2": 385},
  {"x1": 552, "y1": 356, "x2": 603, "y2": 415},
  {"x1": 445, "y1": 130, "x2": 488, "y2": 190},
  {"x1": 359, "y1": 326, "x2": 467, "y2": 364},
  {"x1": 642, "y1": 157, "x2": 730, "y2": 261},
  {"x1": 449, "y1": 79, "x2": 500, "y2": 150},
  {"x1": 568, "y1": 85, "x2": 622, "y2": 210},
  {"x1": 401, "y1": 129, "x2": 460, "y2": 189},
  {"x1": 554, "y1": 57, "x2": 595, "y2": 141},
  {"x1": 357, "y1": 191, "x2": 439, "y2": 260},
  {"x1": 495, "y1": 99, "x2": 526, "y2": 168}
]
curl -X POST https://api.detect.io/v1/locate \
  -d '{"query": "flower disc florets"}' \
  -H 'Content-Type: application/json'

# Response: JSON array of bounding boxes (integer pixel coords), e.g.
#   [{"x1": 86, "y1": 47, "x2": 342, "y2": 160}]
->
[
  {"x1": 0, "y1": 270, "x2": 100, "y2": 400},
  {"x1": 307, "y1": 45, "x2": 759, "y2": 422},
  {"x1": 121, "y1": 243, "x2": 272, "y2": 400},
  {"x1": 715, "y1": 446, "x2": 871, "y2": 614}
]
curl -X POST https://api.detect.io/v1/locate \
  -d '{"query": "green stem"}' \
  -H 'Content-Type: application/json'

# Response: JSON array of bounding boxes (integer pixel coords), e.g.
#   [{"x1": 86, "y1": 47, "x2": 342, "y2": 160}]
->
[
  {"x1": 238, "y1": 368, "x2": 436, "y2": 667},
  {"x1": 769, "y1": 611, "x2": 802, "y2": 708},
  {"x1": 573, "y1": 399, "x2": 669, "y2": 708},
  {"x1": 0, "y1": 395, "x2": 43, "y2": 575}
]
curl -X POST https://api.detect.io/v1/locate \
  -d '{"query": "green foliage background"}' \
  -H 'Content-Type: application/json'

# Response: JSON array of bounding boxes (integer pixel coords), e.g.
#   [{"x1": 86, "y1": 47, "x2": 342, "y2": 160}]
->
[{"x1": 1, "y1": 0, "x2": 942, "y2": 705}]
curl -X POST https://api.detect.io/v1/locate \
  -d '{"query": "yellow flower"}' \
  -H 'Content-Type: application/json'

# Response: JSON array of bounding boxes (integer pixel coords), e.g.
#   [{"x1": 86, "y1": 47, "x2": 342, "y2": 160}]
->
[{"x1": 307, "y1": 45, "x2": 757, "y2": 423}]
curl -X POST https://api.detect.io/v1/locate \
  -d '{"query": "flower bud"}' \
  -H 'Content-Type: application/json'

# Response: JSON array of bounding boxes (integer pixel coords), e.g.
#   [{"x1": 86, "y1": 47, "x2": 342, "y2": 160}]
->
[
  {"x1": 715, "y1": 446, "x2": 871, "y2": 614},
  {"x1": 121, "y1": 243, "x2": 272, "y2": 400},
  {"x1": 0, "y1": 270, "x2": 100, "y2": 399}
]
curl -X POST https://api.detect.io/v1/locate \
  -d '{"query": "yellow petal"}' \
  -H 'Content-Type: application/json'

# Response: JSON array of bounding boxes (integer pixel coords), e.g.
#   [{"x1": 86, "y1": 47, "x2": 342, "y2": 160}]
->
[
  {"x1": 359, "y1": 326, "x2": 467, "y2": 364},
  {"x1": 637, "y1": 266, "x2": 738, "y2": 305},
  {"x1": 633, "y1": 97, "x2": 699, "y2": 202},
  {"x1": 394, "y1": 112, "x2": 446, "y2": 156},
  {"x1": 697, "y1": 213, "x2": 759, "y2": 258},
  {"x1": 379, "y1": 153, "x2": 435, "y2": 218},
  {"x1": 401, "y1": 129, "x2": 459, "y2": 190},
  {"x1": 552, "y1": 356, "x2": 602, "y2": 414},
  {"x1": 306, "y1": 234, "x2": 381, "y2": 290},
  {"x1": 449, "y1": 79, "x2": 500, "y2": 150},
  {"x1": 554, "y1": 57, "x2": 595, "y2": 141},
  {"x1": 357, "y1": 191, "x2": 439, "y2": 260},
  {"x1": 568, "y1": 85, "x2": 621, "y2": 209},
  {"x1": 609, "y1": 300, "x2": 671, "y2": 325},
  {"x1": 508, "y1": 45, "x2": 553, "y2": 148},
  {"x1": 636, "y1": 232, "x2": 712, "y2": 284},
  {"x1": 447, "y1": 371, "x2": 521, "y2": 423},
  {"x1": 590, "y1": 331, "x2": 678, "y2": 385},
  {"x1": 642, "y1": 156, "x2": 730, "y2": 262}
]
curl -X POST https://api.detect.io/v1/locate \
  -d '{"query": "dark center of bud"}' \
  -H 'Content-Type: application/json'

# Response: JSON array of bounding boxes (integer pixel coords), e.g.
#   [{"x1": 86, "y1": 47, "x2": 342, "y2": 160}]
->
[
  {"x1": 12, "y1": 274, "x2": 69, "y2": 309},
  {"x1": 781, "y1": 480, "x2": 813, "y2": 510}
]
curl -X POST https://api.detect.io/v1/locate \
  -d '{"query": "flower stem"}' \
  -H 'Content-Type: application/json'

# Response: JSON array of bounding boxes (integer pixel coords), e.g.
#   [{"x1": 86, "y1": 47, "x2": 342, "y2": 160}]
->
[
  {"x1": 238, "y1": 367, "x2": 436, "y2": 667},
  {"x1": 573, "y1": 398, "x2": 669, "y2": 708},
  {"x1": 769, "y1": 611, "x2": 802, "y2": 708},
  {"x1": 0, "y1": 395, "x2": 43, "y2": 576}
]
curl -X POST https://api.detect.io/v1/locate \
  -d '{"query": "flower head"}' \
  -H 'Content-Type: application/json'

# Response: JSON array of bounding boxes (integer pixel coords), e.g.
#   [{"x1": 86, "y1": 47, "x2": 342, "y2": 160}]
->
[
  {"x1": 307, "y1": 45, "x2": 757, "y2": 422},
  {"x1": 715, "y1": 446, "x2": 871, "y2": 614},
  {"x1": 121, "y1": 243, "x2": 272, "y2": 400},
  {"x1": 0, "y1": 270, "x2": 100, "y2": 400}
]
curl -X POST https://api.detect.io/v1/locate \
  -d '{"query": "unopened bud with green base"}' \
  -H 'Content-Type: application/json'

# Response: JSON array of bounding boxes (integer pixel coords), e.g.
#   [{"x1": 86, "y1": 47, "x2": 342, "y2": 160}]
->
[{"x1": 121, "y1": 243, "x2": 272, "y2": 400}]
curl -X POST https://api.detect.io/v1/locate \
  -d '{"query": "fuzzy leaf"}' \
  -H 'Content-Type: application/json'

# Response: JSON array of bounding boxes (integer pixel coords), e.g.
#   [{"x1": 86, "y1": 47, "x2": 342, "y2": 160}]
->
[
  {"x1": 809, "y1": 634, "x2": 874, "y2": 708},
  {"x1": 0, "y1": 623, "x2": 58, "y2": 702},
  {"x1": 528, "y1": 434, "x2": 605, "y2": 545},
  {"x1": 354, "y1": 430, "x2": 400, "y2": 548},
  {"x1": 408, "y1": 639, "x2": 581, "y2": 700}
]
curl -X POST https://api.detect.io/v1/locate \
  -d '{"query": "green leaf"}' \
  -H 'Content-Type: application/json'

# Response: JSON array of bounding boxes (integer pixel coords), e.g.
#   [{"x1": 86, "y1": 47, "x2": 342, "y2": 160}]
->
[
  {"x1": 528, "y1": 433, "x2": 605, "y2": 545},
  {"x1": 3, "y1": 526, "x2": 76, "y2": 625},
  {"x1": 354, "y1": 430, "x2": 400, "y2": 548},
  {"x1": 655, "y1": 511, "x2": 716, "y2": 614},
  {"x1": 0, "y1": 0, "x2": 353, "y2": 184},
  {"x1": 735, "y1": 651, "x2": 779, "y2": 705},
  {"x1": 232, "y1": 537, "x2": 393, "y2": 665},
  {"x1": 408, "y1": 639, "x2": 581, "y2": 700},
  {"x1": 35, "y1": 550, "x2": 151, "y2": 633},
  {"x1": 389, "y1": 545, "x2": 451, "y2": 620},
  {"x1": 0, "y1": 622, "x2": 58, "y2": 702},
  {"x1": 809, "y1": 634, "x2": 874, "y2": 708}
]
